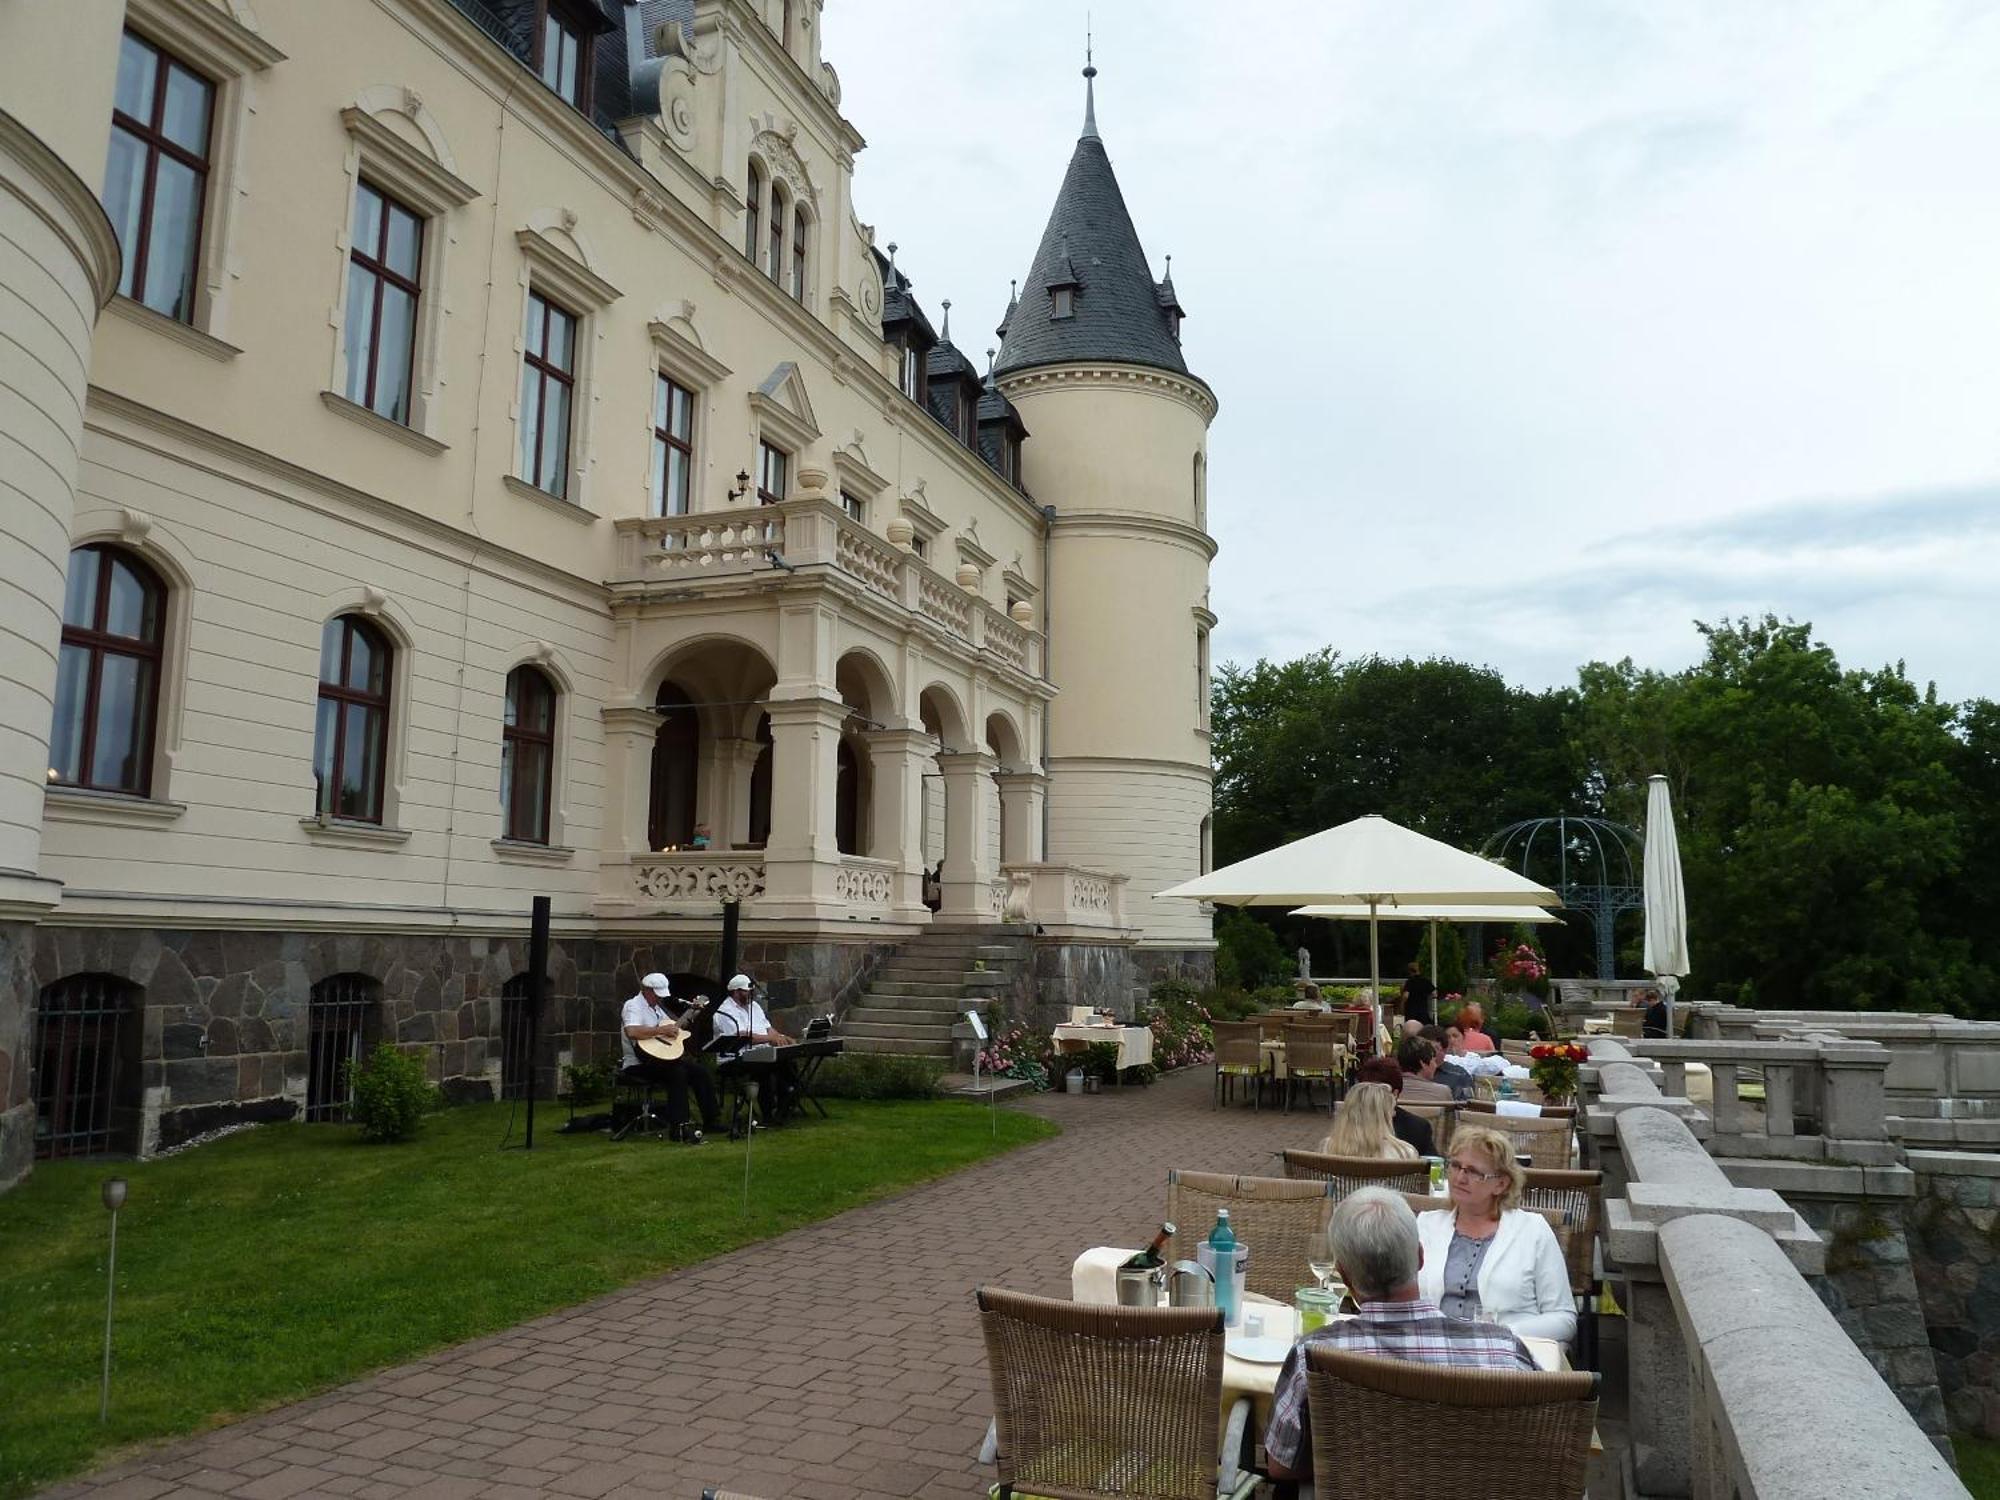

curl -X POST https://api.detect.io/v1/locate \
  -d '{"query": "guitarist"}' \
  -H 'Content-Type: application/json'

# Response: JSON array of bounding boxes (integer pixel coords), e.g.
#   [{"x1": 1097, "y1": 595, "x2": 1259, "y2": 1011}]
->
[{"x1": 619, "y1": 972, "x2": 721, "y2": 1143}]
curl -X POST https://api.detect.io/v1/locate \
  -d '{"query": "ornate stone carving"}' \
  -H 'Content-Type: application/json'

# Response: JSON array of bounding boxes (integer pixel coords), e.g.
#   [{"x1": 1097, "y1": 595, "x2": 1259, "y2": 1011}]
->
[
  {"x1": 633, "y1": 858, "x2": 766, "y2": 903},
  {"x1": 834, "y1": 864, "x2": 892, "y2": 905},
  {"x1": 748, "y1": 126, "x2": 819, "y2": 209}
]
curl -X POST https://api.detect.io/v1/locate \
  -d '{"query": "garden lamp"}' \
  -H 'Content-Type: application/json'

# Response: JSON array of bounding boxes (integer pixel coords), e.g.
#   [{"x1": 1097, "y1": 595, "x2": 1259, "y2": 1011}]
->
[{"x1": 100, "y1": 1176, "x2": 127, "y2": 1422}]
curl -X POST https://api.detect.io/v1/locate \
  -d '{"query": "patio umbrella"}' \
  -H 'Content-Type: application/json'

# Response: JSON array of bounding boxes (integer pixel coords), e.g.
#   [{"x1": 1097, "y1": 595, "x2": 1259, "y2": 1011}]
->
[
  {"x1": 1290, "y1": 902, "x2": 1563, "y2": 1002},
  {"x1": 1642, "y1": 774, "x2": 1691, "y2": 1035},
  {"x1": 1158, "y1": 815, "x2": 1561, "y2": 1031}
]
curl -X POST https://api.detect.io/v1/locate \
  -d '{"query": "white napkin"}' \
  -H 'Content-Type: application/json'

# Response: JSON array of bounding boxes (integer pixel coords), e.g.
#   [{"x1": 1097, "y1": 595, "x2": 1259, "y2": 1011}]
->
[
  {"x1": 1495, "y1": 1098, "x2": 1543, "y2": 1118},
  {"x1": 1073, "y1": 1246, "x2": 1135, "y2": 1305}
]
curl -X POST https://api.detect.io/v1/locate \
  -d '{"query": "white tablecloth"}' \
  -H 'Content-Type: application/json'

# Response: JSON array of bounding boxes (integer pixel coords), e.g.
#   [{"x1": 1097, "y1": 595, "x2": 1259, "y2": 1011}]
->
[{"x1": 1052, "y1": 1024, "x2": 1154, "y2": 1070}]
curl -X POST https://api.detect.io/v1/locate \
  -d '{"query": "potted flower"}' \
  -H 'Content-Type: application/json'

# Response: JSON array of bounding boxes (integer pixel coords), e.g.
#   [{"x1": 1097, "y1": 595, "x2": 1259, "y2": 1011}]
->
[{"x1": 1528, "y1": 1041, "x2": 1590, "y2": 1102}]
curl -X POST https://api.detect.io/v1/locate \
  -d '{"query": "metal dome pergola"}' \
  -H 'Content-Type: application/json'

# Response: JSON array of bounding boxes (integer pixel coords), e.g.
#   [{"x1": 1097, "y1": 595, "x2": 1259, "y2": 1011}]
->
[{"x1": 1483, "y1": 815, "x2": 1644, "y2": 980}]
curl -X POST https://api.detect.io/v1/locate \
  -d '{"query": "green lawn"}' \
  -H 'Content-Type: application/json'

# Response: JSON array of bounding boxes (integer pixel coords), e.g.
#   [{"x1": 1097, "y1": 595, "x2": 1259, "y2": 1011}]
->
[
  {"x1": 1958, "y1": 1435, "x2": 2000, "y2": 1497},
  {"x1": 0, "y1": 1098, "x2": 1055, "y2": 1497}
]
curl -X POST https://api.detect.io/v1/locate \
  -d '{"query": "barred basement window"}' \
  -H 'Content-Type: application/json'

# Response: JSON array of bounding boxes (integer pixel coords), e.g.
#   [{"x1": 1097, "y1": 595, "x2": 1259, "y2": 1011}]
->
[
  {"x1": 33, "y1": 975, "x2": 142, "y2": 1160},
  {"x1": 305, "y1": 974, "x2": 380, "y2": 1122}
]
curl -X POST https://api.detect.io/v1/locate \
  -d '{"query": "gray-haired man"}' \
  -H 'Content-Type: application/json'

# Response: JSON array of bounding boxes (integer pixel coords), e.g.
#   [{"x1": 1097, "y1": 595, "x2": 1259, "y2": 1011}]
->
[{"x1": 1264, "y1": 1188, "x2": 1536, "y2": 1485}]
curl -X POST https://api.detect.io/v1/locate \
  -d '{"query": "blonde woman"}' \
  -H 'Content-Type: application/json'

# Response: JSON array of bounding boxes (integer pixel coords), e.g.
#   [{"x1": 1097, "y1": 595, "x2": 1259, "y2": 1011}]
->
[
  {"x1": 1320, "y1": 1081, "x2": 1417, "y2": 1161},
  {"x1": 1417, "y1": 1124, "x2": 1575, "y2": 1342}
]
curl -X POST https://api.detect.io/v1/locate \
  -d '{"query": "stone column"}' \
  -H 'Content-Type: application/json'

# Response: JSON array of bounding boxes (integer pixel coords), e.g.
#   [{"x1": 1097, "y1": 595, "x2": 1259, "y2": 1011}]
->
[
  {"x1": 712, "y1": 734, "x2": 765, "y2": 848},
  {"x1": 996, "y1": 769, "x2": 1047, "y2": 867},
  {"x1": 863, "y1": 725, "x2": 936, "y2": 919},
  {"x1": 596, "y1": 706, "x2": 658, "y2": 860},
  {"x1": 935, "y1": 750, "x2": 997, "y2": 920},
  {"x1": 0, "y1": 18, "x2": 127, "y2": 1187},
  {"x1": 759, "y1": 694, "x2": 848, "y2": 916}
]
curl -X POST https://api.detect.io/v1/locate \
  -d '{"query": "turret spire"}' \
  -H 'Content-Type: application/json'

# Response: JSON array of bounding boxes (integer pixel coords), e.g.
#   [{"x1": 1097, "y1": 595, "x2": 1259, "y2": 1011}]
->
[{"x1": 1081, "y1": 26, "x2": 1098, "y2": 140}]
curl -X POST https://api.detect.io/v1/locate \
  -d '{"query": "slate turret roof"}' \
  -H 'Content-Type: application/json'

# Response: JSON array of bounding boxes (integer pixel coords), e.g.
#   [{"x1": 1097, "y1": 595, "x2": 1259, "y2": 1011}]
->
[{"x1": 993, "y1": 65, "x2": 1191, "y2": 381}]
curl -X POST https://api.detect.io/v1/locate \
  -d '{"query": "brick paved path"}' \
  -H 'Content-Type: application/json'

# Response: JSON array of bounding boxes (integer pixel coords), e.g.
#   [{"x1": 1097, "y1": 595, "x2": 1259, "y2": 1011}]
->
[{"x1": 49, "y1": 1070, "x2": 1334, "y2": 1500}]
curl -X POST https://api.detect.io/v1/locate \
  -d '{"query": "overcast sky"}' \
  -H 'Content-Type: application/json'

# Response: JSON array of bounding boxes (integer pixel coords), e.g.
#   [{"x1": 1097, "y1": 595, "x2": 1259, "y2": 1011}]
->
[{"x1": 823, "y1": 1, "x2": 2000, "y2": 704}]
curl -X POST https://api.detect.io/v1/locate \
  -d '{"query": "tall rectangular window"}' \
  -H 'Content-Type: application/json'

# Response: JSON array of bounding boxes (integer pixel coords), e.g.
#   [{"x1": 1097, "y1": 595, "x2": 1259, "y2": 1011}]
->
[
  {"x1": 104, "y1": 30, "x2": 214, "y2": 322},
  {"x1": 651, "y1": 374, "x2": 695, "y2": 517},
  {"x1": 519, "y1": 291, "x2": 578, "y2": 498},
  {"x1": 343, "y1": 181, "x2": 423, "y2": 424},
  {"x1": 757, "y1": 441, "x2": 788, "y2": 506},
  {"x1": 839, "y1": 490, "x2": 865, "y2": 524},
  {"x1": 899, "y1": 341, "x2": 923, "y2": 401},
  {"x1": 790, "y1": 208, "x2": 808, "y2": 301},
  {"x1": 537, "y1": 3, "x2": 590, "y2": 109}
]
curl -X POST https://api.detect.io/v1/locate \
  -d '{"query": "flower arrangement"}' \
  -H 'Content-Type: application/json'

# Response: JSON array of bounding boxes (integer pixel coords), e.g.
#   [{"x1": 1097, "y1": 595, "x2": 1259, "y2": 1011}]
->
[
  {"x1": 1528, "y1": 1041, "x2": 1590, "y2": 1101},
  {"x1": 1492, "y1": 941, "x2": 1551, "y2": 1002},
  {"x1": 976, "y1": 1023, "x2": 1052, "y2": 1091},
  {"x1": 1144, "y1": 988, "x2": 1215, "y2": 1071}
]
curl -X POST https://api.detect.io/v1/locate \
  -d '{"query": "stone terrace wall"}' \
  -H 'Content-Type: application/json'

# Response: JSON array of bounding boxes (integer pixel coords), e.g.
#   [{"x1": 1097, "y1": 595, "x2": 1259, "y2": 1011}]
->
[
  {"x1": 0, "y1": 919, "x2": 34, "y2": 1188},
  {"x1": 1909, "y1": 1152, "x2": 2000, "y2": 1438}
]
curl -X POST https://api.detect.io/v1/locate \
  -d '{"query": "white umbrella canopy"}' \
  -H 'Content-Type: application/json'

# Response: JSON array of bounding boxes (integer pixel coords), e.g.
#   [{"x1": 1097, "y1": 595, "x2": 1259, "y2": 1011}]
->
[
  {"x1": 1159, "y1": 815, "x2": 1561, "y2": 1029},
  {"x1": 1642, "y1": 774, "x2": 1691, "y2": 1034},
  {"x1": 1291, "y1": 903, "x2": 1563, "y2": 1012}
]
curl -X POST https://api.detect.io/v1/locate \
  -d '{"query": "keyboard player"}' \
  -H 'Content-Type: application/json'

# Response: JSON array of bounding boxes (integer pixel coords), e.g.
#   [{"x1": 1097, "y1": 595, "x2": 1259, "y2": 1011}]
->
[{"x1": 713, "y1": 974, "x2": 792, "y2": 1123}]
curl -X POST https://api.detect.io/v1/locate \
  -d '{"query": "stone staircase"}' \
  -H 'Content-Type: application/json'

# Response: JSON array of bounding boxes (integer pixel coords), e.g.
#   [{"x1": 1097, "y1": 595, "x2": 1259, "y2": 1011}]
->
[{"x1": 843, "y1": 924, "x2": 1030, "y2": 1062}]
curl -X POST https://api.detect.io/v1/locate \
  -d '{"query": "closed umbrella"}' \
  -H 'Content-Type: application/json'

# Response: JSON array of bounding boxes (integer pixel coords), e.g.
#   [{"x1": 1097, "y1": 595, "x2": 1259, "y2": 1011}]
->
[
  {"x1": 1159, "y1": 815, "x2": 1560, "y2": 1035},
  {"x1": 1642, "y1": 774, "x2": 1691, "y2": 1035}
]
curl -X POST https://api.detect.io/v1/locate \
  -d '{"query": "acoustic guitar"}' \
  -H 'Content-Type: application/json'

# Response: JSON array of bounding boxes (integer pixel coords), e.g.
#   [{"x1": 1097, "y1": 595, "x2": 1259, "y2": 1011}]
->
[{"x1": 636, "y1": 1032, "x2": 686, "y2": 1063}]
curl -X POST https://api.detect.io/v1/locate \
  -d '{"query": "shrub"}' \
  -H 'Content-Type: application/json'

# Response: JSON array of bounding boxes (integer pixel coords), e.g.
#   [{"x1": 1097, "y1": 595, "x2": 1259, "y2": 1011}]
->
[
  {"x1": 976, "y1": 1023, "x2": 1053, "y2": 1091},
  {"x1": 812, "y1": 1053, "x2": 944, "y2": 1100},
  {"x1": 1144, "y1": 980, "x2": 1216, "y2": 1070},
  {"x1": 1214, "y1": 908, "x2": 1290, "y2": 990},
  {"x1": 563, "y1": 1060, "x2": 614, "y2": 1103},
  {"x1": 345, "y1": 1043, "x2": 437, "y2": 1143},
  {"x1": 1080, "y1": 1040, "x2": 1123, "y2": 1082},
  {"x1": 1489, "y1": 999, "x2": 1553, "y2": 1041}
]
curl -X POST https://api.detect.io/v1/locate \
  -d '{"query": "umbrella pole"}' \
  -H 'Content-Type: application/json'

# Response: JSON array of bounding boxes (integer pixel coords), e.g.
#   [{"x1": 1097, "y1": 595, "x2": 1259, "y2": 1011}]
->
[
  {"x1": 1369, "y1": 900, "x2": 1382, "y2": 1050},
  {"x1": 1428, "y1": 920, "x2": 1439, "y2": 989}
]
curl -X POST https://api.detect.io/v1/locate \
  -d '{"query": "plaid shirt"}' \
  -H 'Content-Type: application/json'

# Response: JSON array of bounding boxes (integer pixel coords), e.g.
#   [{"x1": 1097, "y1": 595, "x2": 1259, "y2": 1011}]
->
[{"x1": 1263, "y1": 1298, "x2": 1536, "y2": 1475}]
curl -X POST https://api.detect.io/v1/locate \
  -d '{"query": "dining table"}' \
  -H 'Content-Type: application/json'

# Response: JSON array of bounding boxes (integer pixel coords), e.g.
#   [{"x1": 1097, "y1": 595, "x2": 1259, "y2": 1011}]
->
[{"x1": 1050, "y1": 1022, "x2": 1154, "y2": 1071}]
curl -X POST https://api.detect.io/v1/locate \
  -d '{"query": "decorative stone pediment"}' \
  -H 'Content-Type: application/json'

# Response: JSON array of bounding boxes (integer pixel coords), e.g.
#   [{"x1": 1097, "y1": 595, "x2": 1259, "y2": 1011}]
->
[{"x1": 750, "y1": 361, "x2": 820, "y2": 450}]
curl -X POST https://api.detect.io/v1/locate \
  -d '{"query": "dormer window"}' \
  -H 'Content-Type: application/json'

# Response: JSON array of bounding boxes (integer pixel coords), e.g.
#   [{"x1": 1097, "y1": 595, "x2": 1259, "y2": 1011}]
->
[
  {"x1": 1002, "y1": 435, "x2": 1023, "y2": 485},
  {"x1": 899, "y1": 340, "x2": 925, "y2": 402},
  {"x1": 536, "y1": 0, "x2": 593, "y2": 110},
  {"x1": 1051, "y1": 286, "x2": 1074, "y2": 320},
  {"x1": 958, "y1": 387, "x2": 978, "y2": 445},
  {"x1": 1168, "y1": 309, "x2": 1182, "y2": 342}
]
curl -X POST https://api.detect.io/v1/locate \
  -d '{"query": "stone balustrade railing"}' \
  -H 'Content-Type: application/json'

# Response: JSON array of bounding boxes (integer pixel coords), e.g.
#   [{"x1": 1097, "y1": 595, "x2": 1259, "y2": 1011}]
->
[
  {"x1": 612, "y1": 499, "x2": 1043, "y2": 678},
  {"x1": 1580, "y1": 1048, "x2": 1968, "y2": 1497},
  {"x1": 997, "y1": 863, "x2": 1128, "y2": 932},
  {"x1": 629, "y1": 851, "x2": 767, "y2": 905}
]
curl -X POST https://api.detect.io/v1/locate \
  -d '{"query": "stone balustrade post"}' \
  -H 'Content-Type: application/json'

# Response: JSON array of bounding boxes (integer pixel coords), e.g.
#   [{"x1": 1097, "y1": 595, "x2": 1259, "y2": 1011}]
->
[
  {"x1": 1821, "y1": 1042, "x2": 1891, "y2": 1144},
  {"x1": 1765, "y1": 1063, "x2": 1797, "y2": 1139}
]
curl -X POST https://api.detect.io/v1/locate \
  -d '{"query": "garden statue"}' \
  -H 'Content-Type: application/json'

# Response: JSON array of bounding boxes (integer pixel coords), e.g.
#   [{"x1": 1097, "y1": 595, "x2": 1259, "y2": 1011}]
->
[{"x1": 1297, "y1": 946, "x2": 1312, "y2": 981}]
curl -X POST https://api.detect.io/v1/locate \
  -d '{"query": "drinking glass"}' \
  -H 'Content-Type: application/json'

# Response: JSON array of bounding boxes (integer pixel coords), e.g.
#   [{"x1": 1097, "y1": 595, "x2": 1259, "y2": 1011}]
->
[{"x1": 1306, "y1": 1227, "x2": 1338, "y2": 1293}]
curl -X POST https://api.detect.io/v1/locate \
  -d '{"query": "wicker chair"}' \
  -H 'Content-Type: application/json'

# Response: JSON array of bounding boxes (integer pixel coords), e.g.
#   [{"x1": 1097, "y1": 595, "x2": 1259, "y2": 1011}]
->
[
  {"x1": 1166, "y1": 1170, "x2": 1332, "y2": 1302},
  {"x1": 1301, "y1": 1346, "x2": 1598, "y2": 1499},
  {"x1": 1210, "y1": 1020, "x2": 1266, "y2": 1110},
  {"x1": 1523, "y1": 1167, "x2": 1604, "y2": 1367},
  {"x1": 976, "y1": 1286, "x2": 1224, "y2": 1500},
  {"x1": 1282, "y1": 1024, "x2": 1342, "y2": 1114},
  {"x1": 1486, "y1": 1113, "x2": 1574, "y2": 1170},
  {"x1": 1398, "y1": 1101, "x2": 1455, "y2": 1154},
  {"x1": 1280, "y1": 1150, "x2": 1429, "y2": 1200}
]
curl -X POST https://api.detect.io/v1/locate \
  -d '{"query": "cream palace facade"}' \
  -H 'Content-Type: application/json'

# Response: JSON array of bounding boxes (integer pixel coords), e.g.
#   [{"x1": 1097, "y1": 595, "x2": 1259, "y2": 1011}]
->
[{"x1": 0, "y1": 0, "x2": 1217, "y2": 1183}]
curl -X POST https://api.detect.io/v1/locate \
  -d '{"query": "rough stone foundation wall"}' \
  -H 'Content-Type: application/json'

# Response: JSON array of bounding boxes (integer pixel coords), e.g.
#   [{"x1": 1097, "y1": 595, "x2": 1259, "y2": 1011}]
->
[
  {"x1": 1132, "y1": 946, "x2": 1215, "y2": 992},
  {"x1": 1026, "y1": 940, "x2": 1138, "y2": 1031},
  {"x1": 1909, "y1": 1164, "x2": 2000, "y2": 1438},
  {"x1": 0, "y1": 919, "x2": 35, "y2": 1189},
  {"x1": 1794, "y1": 1197, "x2": 1951, "y2": 1447}
]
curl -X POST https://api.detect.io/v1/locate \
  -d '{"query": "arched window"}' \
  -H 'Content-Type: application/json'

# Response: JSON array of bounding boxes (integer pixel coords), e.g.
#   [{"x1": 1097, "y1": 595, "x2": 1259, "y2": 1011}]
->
[
  {"x1": 768, "y1": 184, "x2": 787, "y2": 284},
  {"x1": 502, "y1": 665, "x2": 557, "y2": 844},
  {"x1": 1193, "y1": 451, "x2": 1207, "y2": 528},
  {"x1": 790, "y1": 205, "x2": 808, "y2": 301},
  {"x1": 1200, "y1": 814, "x2": 1213, "y2": 874},
  {"x1": 34, "y1": 974, "x2": 141, "y2": 1159},
  {"x1": 50, "y1": 544, "x2": 165, "y2": 795},
  {"x1": 306, "y1": 974, "x2": 381, "y2": 1122},
  {"x1": 748, "y1": 713, "x2": 773, "y2": 846},
  {"x1": 314, "y1": 614, "x2": 393, "y2": 823},
  {"x1": 649, "y1": 681, "x2": 699, "y2": 850},
  {"x1": 745, "y1": 161, "x2": 764, "y2": 263}
]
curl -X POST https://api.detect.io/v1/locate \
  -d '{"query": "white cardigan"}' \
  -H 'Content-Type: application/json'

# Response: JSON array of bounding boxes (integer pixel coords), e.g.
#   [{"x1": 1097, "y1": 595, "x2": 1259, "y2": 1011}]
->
[{"x1": 1417, "y1": 1207, "x2": 1577, "y2": 1344}]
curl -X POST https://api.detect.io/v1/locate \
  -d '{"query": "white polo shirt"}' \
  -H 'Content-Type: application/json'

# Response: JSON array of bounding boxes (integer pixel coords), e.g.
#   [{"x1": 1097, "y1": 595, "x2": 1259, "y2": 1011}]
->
[
  {"x1": 620, "y1": 993, "x2": 674, "y2": 1069},
  {"x1": 713, "y1": 994, "x2": 771, "y2": 1046}
]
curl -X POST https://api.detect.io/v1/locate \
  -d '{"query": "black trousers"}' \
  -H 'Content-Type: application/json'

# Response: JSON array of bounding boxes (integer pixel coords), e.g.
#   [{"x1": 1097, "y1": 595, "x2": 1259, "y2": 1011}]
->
[{"x1": 620, "y1": 1056, "x2": 720, "y2": 1130}]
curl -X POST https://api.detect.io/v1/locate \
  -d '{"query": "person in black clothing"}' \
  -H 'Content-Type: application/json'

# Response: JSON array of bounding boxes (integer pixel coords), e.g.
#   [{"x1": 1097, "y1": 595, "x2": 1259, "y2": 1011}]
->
[
  {"x1": 1355, "y1": 1056, "x2": 1435, "y2": 1157},
  {"x1": 1639, "y1": 986, "x2": 1670, "y2": 1039},
  {"x1": 1399, "y1": 961, "x2": 1437, "y2": 1027}
]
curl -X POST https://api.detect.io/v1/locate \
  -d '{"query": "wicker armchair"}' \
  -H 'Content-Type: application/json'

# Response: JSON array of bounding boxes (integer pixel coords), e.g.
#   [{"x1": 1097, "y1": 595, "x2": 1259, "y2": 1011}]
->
[
  {"x1": 976, "y1": 1286, "x2": 1224, "y2": 1500},
  {"x1": 1523, "y1": 1167, "x2": 1605, "y2": 1367},
  {"x1": 1166, "y1": 1170, "x2": 1332, "y2": 1302},
  {"x1": 1301, "y1": 1346, "x2": 1598, "y2": 1499},
  {"x1": 1210, "y1": 1020, "x2": 1265, "y2": 1110},
  {"x1": 1280, "y1": 1150, "x2": 1430, "y2": 1200},
  {"x1": 1282, "y1": 1024, "x2": 1342, "y2": 1113},
  {"x1": 1486, "y1": 1113, "x2": 1574, "y2": 1170},
  {"x1": 1398, "y1": 1101, "x2": 1455, "y2": 1154}
]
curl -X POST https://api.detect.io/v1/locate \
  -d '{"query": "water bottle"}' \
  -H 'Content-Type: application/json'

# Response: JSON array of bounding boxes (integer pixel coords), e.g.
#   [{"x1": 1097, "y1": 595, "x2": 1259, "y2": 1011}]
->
[
  {"x1": 1206, "y1": 1209, "x2": 1238, "y2": 1326},
  {"x1": 1498, "y1": 1073, "x2": 1515, "y2": 1101}
]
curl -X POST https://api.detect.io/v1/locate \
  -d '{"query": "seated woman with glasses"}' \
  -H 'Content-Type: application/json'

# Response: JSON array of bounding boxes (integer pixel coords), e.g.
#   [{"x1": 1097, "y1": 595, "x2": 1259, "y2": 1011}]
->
[{"x1": 1416, "y1": 1125, "x2": 1576, "y2": 1343}]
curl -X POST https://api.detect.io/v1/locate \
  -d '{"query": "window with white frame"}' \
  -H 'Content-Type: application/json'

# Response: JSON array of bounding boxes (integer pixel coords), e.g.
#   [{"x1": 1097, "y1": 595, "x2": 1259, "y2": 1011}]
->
[
  {"x1": 757, "y1": 441, "x2": 789, "y2": 506},
  {"x1": 651, "y1": 373, "x2": 695, "y2": 517},
  {"x1": 519, "y1": 291, "x2": 578, "y2": 498}
]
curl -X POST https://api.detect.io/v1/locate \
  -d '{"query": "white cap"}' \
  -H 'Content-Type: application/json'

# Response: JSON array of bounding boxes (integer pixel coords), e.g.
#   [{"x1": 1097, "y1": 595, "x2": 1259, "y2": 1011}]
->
[
  {"x1": 727, "y1": 973, "x2": 753, "y2": 992},
  {"x1": 641, "y1": 972, "x2": 671, "y2": 996}
]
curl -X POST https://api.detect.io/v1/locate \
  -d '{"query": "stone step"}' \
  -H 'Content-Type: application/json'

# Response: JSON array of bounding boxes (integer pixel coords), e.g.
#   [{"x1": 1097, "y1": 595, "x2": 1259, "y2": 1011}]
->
[
  {"x1": 843, "y1": 1019, "x2": 957, "y2": 1040},
  {"x1": 870, "y1": 965, "x2": 987, "y2": 983},
  {"x1": 845, "y1": 1035, "x2": 955, "y2": 1058},
  {"x1": 861, "y1": 984, "x2": 979, "y2": 1003},
  {"x1": 869, "y1": 979, "x2": 978, "y2": 998},
  {"x1": 847, "y1": 1006, "x2": 961, "y2": 1029}
]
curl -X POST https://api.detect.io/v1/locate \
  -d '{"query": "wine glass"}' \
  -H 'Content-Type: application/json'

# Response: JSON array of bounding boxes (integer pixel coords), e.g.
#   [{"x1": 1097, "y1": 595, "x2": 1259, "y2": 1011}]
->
[{"x1": 1306, "y1": 1227, "x2": 1339, "y2": 1294}]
